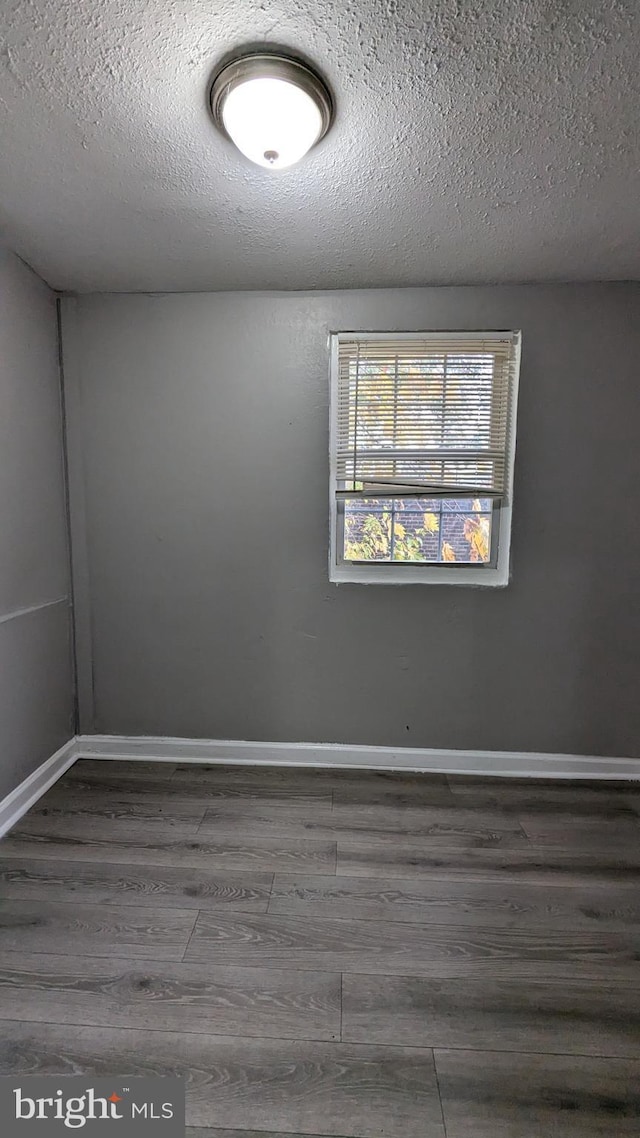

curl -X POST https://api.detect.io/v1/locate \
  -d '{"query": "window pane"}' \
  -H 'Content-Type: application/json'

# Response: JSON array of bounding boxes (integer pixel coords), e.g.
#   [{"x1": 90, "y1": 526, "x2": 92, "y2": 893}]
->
[{"x1": 343, "y1": 498, "x2": 493, "y2": 565}]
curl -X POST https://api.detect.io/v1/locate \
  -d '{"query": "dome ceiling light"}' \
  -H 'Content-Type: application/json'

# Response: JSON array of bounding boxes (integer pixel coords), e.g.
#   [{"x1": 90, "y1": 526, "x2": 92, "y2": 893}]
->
[{"x1": 210, "y1": 52, "x2": 333, "y2": 170}]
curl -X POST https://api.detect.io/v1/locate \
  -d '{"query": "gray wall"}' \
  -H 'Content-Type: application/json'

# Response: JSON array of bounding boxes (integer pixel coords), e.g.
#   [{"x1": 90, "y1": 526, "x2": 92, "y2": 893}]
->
[
  {"x1": 62, "y1": 284, "x2": 640, "y2": 757},
  {"x1": 0, "y1": 246, "x2": 74, "y2": 798}
]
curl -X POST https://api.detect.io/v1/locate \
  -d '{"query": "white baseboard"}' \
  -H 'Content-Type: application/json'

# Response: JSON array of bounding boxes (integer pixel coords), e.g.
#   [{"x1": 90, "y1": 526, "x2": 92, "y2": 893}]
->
[
  {"x1": 75, "y1": 734, "x2": 640, "y2": 781},
  {"x1": 0, "y1": 738, "x2": 77, "y2": 838},
  {"x1": 2, "y1": 734, "x2": 638, "y2": 837}
]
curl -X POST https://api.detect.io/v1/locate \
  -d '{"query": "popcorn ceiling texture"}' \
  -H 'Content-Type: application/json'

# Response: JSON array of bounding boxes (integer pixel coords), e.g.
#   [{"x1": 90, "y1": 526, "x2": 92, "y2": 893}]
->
[{"x1": 0, "y1": 0, "x2": 638, "y2": 292}]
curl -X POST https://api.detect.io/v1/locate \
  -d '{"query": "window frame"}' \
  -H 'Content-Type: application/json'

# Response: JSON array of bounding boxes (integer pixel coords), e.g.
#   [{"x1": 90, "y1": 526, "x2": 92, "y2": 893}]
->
[{"x1": 328, "y1": 330, "x2": 521, "y2": 586}]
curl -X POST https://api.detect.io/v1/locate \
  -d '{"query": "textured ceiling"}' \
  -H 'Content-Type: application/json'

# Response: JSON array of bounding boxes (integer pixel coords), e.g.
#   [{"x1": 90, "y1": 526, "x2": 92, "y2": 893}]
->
[{"x1": 0, "y1": 0, "x2": 638, "y2": 292}]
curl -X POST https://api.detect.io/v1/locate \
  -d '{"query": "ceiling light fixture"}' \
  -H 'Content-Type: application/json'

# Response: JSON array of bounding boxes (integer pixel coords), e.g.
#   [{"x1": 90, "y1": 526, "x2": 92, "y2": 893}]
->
[{"x1": 210, "y1": 52, "x2": 333, "y2": 170}]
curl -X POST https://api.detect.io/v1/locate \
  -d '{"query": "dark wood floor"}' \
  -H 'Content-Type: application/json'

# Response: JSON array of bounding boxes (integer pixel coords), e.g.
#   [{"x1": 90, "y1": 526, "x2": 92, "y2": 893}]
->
[{"x1": 1, "y1": 760, "x2": 639, "y2": 1136}]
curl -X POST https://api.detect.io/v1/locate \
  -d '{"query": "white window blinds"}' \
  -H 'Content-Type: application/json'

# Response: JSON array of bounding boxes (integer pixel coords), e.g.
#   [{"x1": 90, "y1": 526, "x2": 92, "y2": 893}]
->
[{"x1": 335, "y1": 332, "x2": 520, "y2": 500}]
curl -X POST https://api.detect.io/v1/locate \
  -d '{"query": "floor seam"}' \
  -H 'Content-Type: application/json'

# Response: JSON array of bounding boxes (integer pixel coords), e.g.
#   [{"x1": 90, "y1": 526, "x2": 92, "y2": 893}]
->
[
  {"x1": 0, "y1": 1016, "x2": 349, "y2": 1045},
  {"x1": 266, "y1": 871, "x2": 276, "y2": 913},
  {"x1": 432, "y1": 1048, "x2": 449, "y2": 1138},
  {"x1": 181, "y1": 908, "x2": 201, "y2": 961},
  {"x1": 514, "y1": 814, "x2": 534, "y2": 842},
  {"x1": 0, "y1": 1016, "x2": 637, "y2": 1056}
]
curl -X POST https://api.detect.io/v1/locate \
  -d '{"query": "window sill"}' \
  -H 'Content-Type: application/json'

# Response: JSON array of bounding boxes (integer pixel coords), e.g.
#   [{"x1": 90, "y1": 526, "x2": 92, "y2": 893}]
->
[{"x1": 329, "y1": 563, "x2": 509, "y2": 586}]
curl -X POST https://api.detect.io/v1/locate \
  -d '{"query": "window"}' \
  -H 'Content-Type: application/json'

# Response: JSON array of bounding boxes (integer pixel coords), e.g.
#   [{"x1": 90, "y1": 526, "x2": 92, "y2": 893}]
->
[{"x1": 329, "y1": 331, "x2": 521, "y2": 585}]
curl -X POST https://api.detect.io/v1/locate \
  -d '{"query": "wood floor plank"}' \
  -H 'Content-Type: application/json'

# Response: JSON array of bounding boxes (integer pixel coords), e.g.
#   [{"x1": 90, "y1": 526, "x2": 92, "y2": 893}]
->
[
  {"x1": 170, "y1": 764, "x2": 450, "y2": 789},
  {"x1": 169, "y1": 765, "x2": 345, "y2": 797},
  {"x1": 0, "y1": 900, "x2": 197, "y2": 960},
  {"x1": 67, "y1": 760, "x2": 178, "y2": 779},
  {"x1": 434, "y1": 1048, "x2": 640, "y2": 1136},
  {"x1": 337, "y1": 841, "x2": 640, "y2": 884},
  {"x1": 53, "y1": 774, "x2": 333, "y2": 810},
  {"x1": 269, "y1": 873, "x2": 640, "y2": 929},
  {"x1": 199, "y1": 803, "x2": 529, "y2": 849},
  {"x1": 0, "y1": 1021, "x2": 446, "y2": 1137},
  {"x1": 332, "y1": 790, "x2": 457, "y2": 810},
  {"x1": 328, "y1": 773, "x2": 456, "y2": 808},
  {"x1": 30, "y1": 793, "x2": 208, "y2": 825},
  {"x1": 170, "y1": 763, "x2": 335, "y2": 785},
  {"x1": 333, "y1": 783, "x2": 457, "y2": 808},
  {"x1": 0, "y1": 829, "x2": 337, "y2": 874},
  {"x1": 55, "y1": 772, "x2": 205, "y2": 800},
  {"x1": 446, "y1": 775, "x2": 640, "y2": 817},
  {"x1": 191, "y1": 798, "x2": 339, "y2": 823},
  {"x1": 0, "y1": 953, "x2": 340, "y2": 1040},
  {"x1": 519, "y1": 815, "x2": 640, "y2": 850},
  {"x1": 12, "y1": 814, "x2": 201, "y2": 841},
  {"x1": 195, "y1": 790, "x2": 335, "y2": 810},
  {"x1": 447, "y1": 775, "x2": 640, "y2": 794},
  {"x1": 0, "y1": 857, "x2": 273, "y2": 911},
  {"x1": 184, "y1": 911, "x2": 640, "y2": 981},
  {"x1": 342, "y1": 974, "x2": 640, "y2": 1056}
]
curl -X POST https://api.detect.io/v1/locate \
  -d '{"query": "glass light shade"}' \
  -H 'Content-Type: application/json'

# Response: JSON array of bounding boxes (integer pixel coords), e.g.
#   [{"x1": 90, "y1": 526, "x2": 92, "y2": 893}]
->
[
  {"x1": 221, "y1": 76, "x2": 324, "y2": 169},
  {"x1": 210, "y1": 54, "x2": 333, "y2": 171}
]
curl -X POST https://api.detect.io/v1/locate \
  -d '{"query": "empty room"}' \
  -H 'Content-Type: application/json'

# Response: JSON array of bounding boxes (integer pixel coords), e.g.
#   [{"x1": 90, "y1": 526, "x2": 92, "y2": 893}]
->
[{"x1": 0, "y1": 1, "x2": 639, "y2": 1135}]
